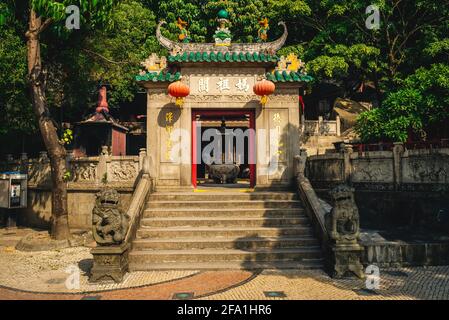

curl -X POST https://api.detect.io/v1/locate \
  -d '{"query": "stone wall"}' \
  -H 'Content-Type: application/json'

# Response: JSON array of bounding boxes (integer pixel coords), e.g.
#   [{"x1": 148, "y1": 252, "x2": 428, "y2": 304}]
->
[
  {"x1": 0, "y1": 150, "x2": 146, "y2": 230},
  {"x1": 301, "y1": 145, "x2": 449, "y2": 267},
  {"x1": 306, "y1": 143, "x2": 449, "y2": 239}
]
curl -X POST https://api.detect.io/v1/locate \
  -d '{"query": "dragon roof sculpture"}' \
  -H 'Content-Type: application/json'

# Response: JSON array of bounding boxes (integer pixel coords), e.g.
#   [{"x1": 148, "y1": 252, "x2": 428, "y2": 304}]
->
[{"x1": 156, "y1": 20, "x2": 288, "y2": 56}]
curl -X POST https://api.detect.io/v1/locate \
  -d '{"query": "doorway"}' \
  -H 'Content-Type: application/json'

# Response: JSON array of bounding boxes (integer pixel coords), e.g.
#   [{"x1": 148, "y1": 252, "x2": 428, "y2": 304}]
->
[{"x1": 192, "y1": 109, "x2": 256, "y2": 188}]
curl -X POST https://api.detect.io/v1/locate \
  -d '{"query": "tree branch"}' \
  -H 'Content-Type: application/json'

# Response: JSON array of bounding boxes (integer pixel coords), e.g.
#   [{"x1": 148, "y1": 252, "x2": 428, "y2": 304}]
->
[{"x1": 39, "y1": 18, "x2": 53, "y2": 34}]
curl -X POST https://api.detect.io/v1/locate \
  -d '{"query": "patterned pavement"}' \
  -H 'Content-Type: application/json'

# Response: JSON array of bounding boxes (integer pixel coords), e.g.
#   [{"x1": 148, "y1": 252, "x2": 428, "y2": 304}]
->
[{"x1": 1, "y1": 245, "x2": 449, "y2": 300}]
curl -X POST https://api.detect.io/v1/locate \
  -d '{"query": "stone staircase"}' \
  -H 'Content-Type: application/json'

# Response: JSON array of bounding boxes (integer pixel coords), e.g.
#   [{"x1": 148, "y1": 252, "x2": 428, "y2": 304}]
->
[{"x1": 129, "y1": 191, "x2": 323, "y2": 270}]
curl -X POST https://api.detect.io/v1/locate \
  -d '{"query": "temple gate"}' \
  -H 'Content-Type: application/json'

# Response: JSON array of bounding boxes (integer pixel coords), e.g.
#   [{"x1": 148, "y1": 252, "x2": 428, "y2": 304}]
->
[{"x1": 136, "y1": 12, "x2": 312, "y2": 190}]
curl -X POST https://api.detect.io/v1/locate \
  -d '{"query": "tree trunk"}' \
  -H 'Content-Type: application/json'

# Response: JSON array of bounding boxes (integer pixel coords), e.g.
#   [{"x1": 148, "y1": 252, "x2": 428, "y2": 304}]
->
[{"x1": 26, "y1": 9, "x2": 70, "y2": 240}]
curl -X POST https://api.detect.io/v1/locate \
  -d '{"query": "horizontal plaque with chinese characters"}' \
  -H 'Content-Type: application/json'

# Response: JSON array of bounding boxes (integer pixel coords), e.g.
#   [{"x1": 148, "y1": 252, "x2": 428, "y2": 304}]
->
[{"x1": 190, "y1": 76, "x2": 256, "y2": 95}]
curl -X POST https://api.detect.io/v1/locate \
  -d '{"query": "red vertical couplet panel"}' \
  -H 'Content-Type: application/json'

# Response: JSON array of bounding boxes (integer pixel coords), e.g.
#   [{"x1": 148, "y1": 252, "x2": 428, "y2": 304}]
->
[
  {"x1": 191, "y1": 111, "x2": 198, "y2": 188},
  {"x1": 112, "y1": 129, "x2": 126, "y2": 156}
]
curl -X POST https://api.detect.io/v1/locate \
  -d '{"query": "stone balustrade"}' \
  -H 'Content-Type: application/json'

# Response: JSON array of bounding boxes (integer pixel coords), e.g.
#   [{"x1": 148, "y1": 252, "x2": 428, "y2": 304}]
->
[
  {"x1": 306, "y1": 143, "x2": 449, "y2": 192},
  {"x1": 302, "y1": 116, "x2": 341, "y2": 137},
  {"x1": 1, "y1": 149, "x2": 146, "y2": 189},
  {"x1": 0, "y1": 148, "x2": 148, "y2": 230}
]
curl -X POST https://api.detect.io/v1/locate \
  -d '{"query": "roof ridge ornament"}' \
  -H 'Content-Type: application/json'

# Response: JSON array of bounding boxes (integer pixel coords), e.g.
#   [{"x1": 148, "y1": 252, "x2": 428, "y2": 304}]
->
[
  {"x1": 214, "y1": 9, "x2": 232, "y2": 47},
  {"x1": 257, "y1": 18, "x2": 269, "y2": 42},
  {"x1": 156, "y1": 20, "x2": 288, "y2": 55},
  {"x1": 176, "y1": 17, "x2": 191, "y2": 43}
]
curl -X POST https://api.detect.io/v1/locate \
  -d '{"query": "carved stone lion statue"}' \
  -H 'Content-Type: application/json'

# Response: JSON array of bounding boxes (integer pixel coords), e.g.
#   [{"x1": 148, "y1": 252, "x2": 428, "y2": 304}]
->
[
  {"x1": 92, "y1": 189, "x2": 130, "y2": 246},
  {"x1": 325, "y1": 184, "x2": 360, "y2": 244}
]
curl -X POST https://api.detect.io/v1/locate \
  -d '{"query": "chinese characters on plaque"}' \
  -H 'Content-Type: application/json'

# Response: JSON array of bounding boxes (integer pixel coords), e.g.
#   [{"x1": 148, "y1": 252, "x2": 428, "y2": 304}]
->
[{"x1": 194, "y1": 76, "x2": 252, "y2": 94}]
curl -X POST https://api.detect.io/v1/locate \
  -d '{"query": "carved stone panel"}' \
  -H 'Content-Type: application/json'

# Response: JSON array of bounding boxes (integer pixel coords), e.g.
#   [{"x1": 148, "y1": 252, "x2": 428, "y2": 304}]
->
[
  {"x1": 108, "y1": 161, "x2": 138, "y2": 182},
  {"x1": 351, "y1": 159, "x2": 394, "y2": 183},
  {"x1": 72, "y1": 162, "x2": 97, "y2": 182},
  {"x1": 307, "y1": 159, "x2": 344, "y2": 182},
  {"x1": 27, "y1": 162, "x2": 51, "y2": 185},
  {"x1": 402, "y1": 155, "x2": 449, "y2": 183}
]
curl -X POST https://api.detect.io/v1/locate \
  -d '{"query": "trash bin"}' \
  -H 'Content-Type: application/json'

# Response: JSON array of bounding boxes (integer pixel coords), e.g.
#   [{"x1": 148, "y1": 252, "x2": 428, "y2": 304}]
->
[{"x1": 0, "y1": 172, "x2": 27, "y2": 209}]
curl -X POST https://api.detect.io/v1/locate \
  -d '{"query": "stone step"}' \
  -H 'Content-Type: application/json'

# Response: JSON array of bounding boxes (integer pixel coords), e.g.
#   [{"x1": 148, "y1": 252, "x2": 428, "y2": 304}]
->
[
  {"x1": 149, "y1": 192, "x2": 298, "y2": 202},
  {"x1": 129, "y1": 247, "x2": 322, "y2": 264},
  {"x1": 140, "y1": 217, "x2": 310, "y2": 228},
  {"x1": 0, "y1": 237, "x2": 22, "y2": 247},
  {"x1": 147, "y1": 200, "x2": 303, "y2": 209},
  {"x1": 137, "y1": 226, "x2": 314, "y2": 239},
  {"x1": 129, "y1": 259, "x2": 324, "y2": 271},
  {"x1": 132, "y1": 236, "x2": 319, "y2": 250},
  {"x1": 143, "y1": 207, "x2": 306, "y2": 218}
]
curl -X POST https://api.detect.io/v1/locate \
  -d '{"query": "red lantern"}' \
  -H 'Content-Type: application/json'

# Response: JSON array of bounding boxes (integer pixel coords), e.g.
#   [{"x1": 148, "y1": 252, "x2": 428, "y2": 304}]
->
[
  {"x1": 253, "y1": 79, "x2": 275, "y2": 106},
  {"x1": 168, "y1": 81, "x2": 190, "y2": 107}
]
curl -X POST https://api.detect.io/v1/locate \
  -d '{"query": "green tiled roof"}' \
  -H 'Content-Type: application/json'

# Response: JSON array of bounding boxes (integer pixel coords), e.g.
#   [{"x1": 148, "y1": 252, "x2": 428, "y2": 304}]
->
[
  {"x1": 168, "y1": 52, "x2": 280, "y2": 63},
  {"x1": 266, "y1": 71, "x2": 314, "y2": 83},
  {"x1": 135, "y1": 71, "x2": 181, "y2": 82}
]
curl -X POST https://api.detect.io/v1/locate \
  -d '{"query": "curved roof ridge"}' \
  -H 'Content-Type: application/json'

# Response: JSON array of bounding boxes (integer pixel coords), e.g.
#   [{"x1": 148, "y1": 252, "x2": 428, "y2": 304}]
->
[{"x1": 156, "y1": 21, "x2": 288, "y2": 55}]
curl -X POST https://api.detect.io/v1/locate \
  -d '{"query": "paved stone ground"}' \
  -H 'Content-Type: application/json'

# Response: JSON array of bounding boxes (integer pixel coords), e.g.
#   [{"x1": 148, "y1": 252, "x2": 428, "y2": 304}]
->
[{"x1": 0, "y1": 243, "x2": 449, "y2": 300}]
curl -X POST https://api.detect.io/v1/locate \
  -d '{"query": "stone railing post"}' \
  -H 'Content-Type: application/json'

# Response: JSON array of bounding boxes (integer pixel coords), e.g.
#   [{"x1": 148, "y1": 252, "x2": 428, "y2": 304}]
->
[
  {"x1": 392, "y1": 142, "x2": 404, "y2": 190},
  {"x1": 318, "y1": 116, "x2": 323, "y2": 136},
  {"x1": 139, "y1": 148, "x2": 147, "y2": 172},
  {"x1": 98, "y1": 146, "x2": 109, "y2": 184},
  {"x1": 336, "y1": 115, "x2": 341, "y2": 137},
  {"x1": 65, "y1": 150, "x2": 73, "y2": 170},
  {"x1": 294, "y1": 148, "x2": 308, "y2": 178},
  {"x1": 6, "y1": 154, "x2": 14, "y2": 162},
  {"x1": 342, "y1": 144, "x2": 353, "y2": 184}
]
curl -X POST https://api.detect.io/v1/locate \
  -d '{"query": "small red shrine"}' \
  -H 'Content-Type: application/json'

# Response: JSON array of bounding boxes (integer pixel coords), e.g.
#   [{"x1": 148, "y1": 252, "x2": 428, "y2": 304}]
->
[{"x1": 73, "y1": 85, "x2": 128, "y2": 157}]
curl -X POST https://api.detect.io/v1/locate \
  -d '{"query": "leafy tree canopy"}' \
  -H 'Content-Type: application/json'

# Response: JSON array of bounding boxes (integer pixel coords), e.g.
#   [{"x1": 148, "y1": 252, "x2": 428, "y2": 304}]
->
[{"x1": 355, "y1": 63, "x2": 449, "y2": 142}]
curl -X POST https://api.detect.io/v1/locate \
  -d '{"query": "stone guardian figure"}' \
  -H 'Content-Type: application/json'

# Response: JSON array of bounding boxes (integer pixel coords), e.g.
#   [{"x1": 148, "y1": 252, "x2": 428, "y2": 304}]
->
[
  {"x1": 325, "y1": 184, "x2": 365, "y2": 278},
  {"x1": 92, "y1": 189, "x2": 130, "y2": 245}
]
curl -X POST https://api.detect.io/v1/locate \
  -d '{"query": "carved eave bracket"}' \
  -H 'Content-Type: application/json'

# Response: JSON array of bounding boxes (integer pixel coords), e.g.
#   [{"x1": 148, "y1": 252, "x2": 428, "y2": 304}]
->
[{"x1": 156, "y1": 21, "x2": 288, "y2": 55}]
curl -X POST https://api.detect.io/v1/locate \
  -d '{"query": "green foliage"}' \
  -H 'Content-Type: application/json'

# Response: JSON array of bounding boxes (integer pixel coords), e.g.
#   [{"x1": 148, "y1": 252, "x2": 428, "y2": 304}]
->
[
  {"x1": 0, "y1": 23, "x2": 34, "y2": 135},
  {"x1": 80, "y1": 0, "x2": 159, "y2": 107},
  {"x1": 60, "y1": 129, "x2": 73, "y2": 145},
  {"x1": 150, "y1": 0, "x2": 207, "y2": 43},
  {"x1": 63, "y1": 171, "x2": 72, "y2": 182},
  {"x1": 267, "y1": 0, "x2": 311, "y2": 18},
  {"x1": 425, "y1": 39, "x2": 449, "y2": 58},
  {"x1": 1, "y1": 0, "x2": 448, "y2": 147},
  {"x1": 307, "y1": 56, "x2": 348, "y2": 78},
  {"x1": 277, "y1": 44, "x2": 305, "y2": 58},
  {"x1": 355, "y1": 63, "x2": 449, "y2": 142},
  {"x1": 31, "y1": 0, "x2": 115, "y2": 27}
]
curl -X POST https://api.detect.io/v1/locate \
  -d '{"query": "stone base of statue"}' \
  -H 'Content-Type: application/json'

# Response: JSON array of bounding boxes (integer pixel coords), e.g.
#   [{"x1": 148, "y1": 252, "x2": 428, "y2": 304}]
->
[
  {"x1": 90, "y1": 243, "x2": 130, "y2": 283},
  {"x1": 327, "y1": 243, "x2": 365, "y2": 279}
]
